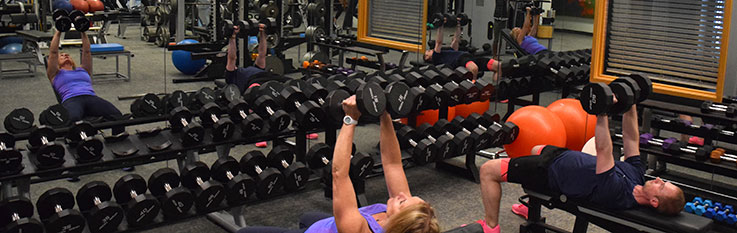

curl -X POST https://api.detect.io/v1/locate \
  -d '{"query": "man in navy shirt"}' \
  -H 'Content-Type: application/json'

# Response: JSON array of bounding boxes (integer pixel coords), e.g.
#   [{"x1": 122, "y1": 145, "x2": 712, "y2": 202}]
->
[
  {"x1": 423, "y1": 18, "x2": 500, "y2": 81},
  {"x1": 226, "y1": 23, "x2": 286, "y2": 93},
  {"x1": 476, "y1": 103, "x2": 685, "y2": 233}
]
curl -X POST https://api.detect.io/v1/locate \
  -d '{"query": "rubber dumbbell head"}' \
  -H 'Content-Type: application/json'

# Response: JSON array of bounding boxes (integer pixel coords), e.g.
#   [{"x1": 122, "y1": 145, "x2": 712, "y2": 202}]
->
[
  {"x1": 36, "y1": 188, "x2": 86, "y2": 233},
  {"x1": 181, "y1": 162, "x2": 227, "y2": 212},
  {"x1": 76, "y1": 181, "x2": 124, "y2": 232},
  {"x1": 147, "y1": 168, "x2": 194, "y2": 218}
]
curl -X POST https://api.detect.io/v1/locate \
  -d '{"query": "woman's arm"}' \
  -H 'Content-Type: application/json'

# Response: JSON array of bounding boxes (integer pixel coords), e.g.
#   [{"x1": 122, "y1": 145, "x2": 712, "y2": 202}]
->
[
  {"x1": 434, "y1": 27, "x2": 443, "y2": 53},
  {"x1": 517, "y1": 8, "x2": 532, "y2": 44},
  {"x1": 254, "y1": 24, "x2": 267, "y2": 69},
  {"x1": 529, "y1": 14, "x2": 540, "y2": 37},
  {"x1": 47, "y1": 31, "x2": 62, "y2": 81},
  {"x1": 80, "y1": 32, "x2": 92, "y2": 75},
  {"x1": 379, "y1": 112, "x2": 411, "y2": 198},
  {"x1": 226, "y1": 26, "x2": 238, "y2": 72},
  {"x1": 333, "y1": 96, "x2": 370, "y2": 233}
]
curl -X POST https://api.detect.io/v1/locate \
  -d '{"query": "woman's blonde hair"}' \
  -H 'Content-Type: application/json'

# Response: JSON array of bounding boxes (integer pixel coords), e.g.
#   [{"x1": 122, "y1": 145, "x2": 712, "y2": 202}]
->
[
  {"x1": 58, "y1": 53, "x2": 76, "y2": 69},
  {"x1": 384, "y1": 202, "x2": 440, "y2": 233},
  {"x1": 510, "y1": 28, "x2": 520, "y2": 40}
]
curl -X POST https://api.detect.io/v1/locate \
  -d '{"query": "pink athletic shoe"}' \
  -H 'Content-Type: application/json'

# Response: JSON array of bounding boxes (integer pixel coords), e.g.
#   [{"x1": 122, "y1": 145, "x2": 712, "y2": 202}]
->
[
  {"x1": 307, "y1": 133, "x2": 319, "y2": 140},
  {"x1": 474, "y1": 219, "x2": 500, "y2": 233},
  {"x1": 255, "y1": 141, "x2": 268, "y2": 148},
  {"x1": 689, "y1": 136, "x2": 704, "y2": 146},
  {"x1": 511, "y1": 204, "x2": 529, "y2": 219}
]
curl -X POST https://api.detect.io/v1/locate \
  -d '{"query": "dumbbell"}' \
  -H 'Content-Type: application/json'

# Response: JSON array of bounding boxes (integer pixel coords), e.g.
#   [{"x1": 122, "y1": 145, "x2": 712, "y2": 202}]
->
[
  {"x1": 222, "y1": 19, "x2": 251, "y2": 38},
  {"x1": 53, "y1": 9, "x2": 73, "y2": 31},
  {"x1": 396, "y1": 125, "x2": 437, "y2": 165},
  {"x1": 415, "y1": 123, "x2": 456, "y2": 161},
  {"x1": 278, "y1": 85, "x2": 327, "y2": 129},
  {"x1": 383, "y1": 81, "x2": 423, "y2": 117},
  {"x1": 695, "y1": 199, "x2": 714, "y2": 216},
  {"x1": 240, "y1": 151, "x2": 284, "y2": 199},
  {"x1": 169, "y1": 107, "x2": 205, "y2": 144},
  {"x1": 0, "y1": 196, "x2": 43, "y2": 233},
  {"x1": 709, "y1": 148, "x2": 737, "y2": 165},
  {"x1": 0, "y1": 132, "x2": 23, "y2": 174},
  {"x1": 36, "y1": 188, "x2": 86, "y2": 233},
  {"x1": 305, "y1": 143, "x2": 333, "y2": 169},
  {"x1": 163, "y1": 90, "x2": 190, "y2": 112},
  {"x1": 435, "y1": 119, "x2": 477, "y2": 156},
  {"x1": 252, "y1": 95, "x2": 292, "y2": 132},
  {"x1": 148, "y1": 168, "x2": 194, "y2": 219},
  {"x1": 664, "y1": 141, "x2": 714, "y2": 161},
  {"x1": 211, "y1": 156, "x2": 256, "y2": 204},
  {"x1": 457, "y1": 13, "x2": 469, "y2": 26},
  {"x1": 322, "y1": 81, "x2": 387, "y2": 123},
  {"x1": 435, "y1": 68, "x2": 480, "y2": 104},
  {"x1": 181, "y1": 162, "x2": 227, "y2": 212},
  {"x1": 113, "y1": 174, "x2": 161, "y2": 227},
  {"x1": 68, "y1": 10, "x2": 90, "y2": 32},
  {"x1": 227, "y1": 99, "x2": 265, "y2": 136},
  {"x1": 76, "y1": 181, "x2": 124, "y2": 232},
  {"x1": 428, "y1": 13, "x2": 444, "y2": 28},
  {"x1": 200, "y1": 103, "x2": 235, "y2": 141},
  {"x1": 716, "y1": 205, "x2": 736, "y2": 222},
  {"x1": 27, "y1": 126, "x2": 66, "y2": 169},
  {"x1": 701, "y1": 101, "x2": 737, "y2": 117},
  {"x1": 404, "y1": 72, "x2": 452, "y2": 111},
  {"x1": 259, "y1": 17, "x2": 278, "y2": 34},
  {"x1": 65, "y1": 121, "x2": 104, "y2": 163},
  {"x1": 267, "y1": 145, "x2": 311, "y2": 192},
  {"x1": 470, "y1": 112, "x2": 518, "y2": 147},
  {"x1": 685, "y1": 197, "x2": 706, "y2": 213},
  {"x1": 460, "y1": 113, "x2": 499, "y2": 149},
  {"x1": 581, "y1": 74, "x2": 652, "y2": 115},
  {"x1": 535, "y1": 57, "x2": 575, "y2": 83},
  {"x1": 704, "y1": 202, "x2": 726, "y2": 219}
]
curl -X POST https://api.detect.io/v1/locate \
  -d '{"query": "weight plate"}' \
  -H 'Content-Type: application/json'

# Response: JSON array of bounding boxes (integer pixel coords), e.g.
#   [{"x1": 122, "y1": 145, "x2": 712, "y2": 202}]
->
[
  {"x1": 305, "y1": 26, "x2": 325, "y2": 43},
  {"x1": 264, "y1": 56, "x2": 285, "y2": 75},
  {"x1": 580, "y1": 83, "x2": 613, "y2": 115},
  {"x1": 611, "y1": 77, "x2": 640, "y2": 104},
  {"x1": 609, "y1": 82, "x2": 635, "y2": 115},
  {"x1": 629, "y1": 73, "x2": 652, "y2": 102},
  {"x1": 355, "y1": 82, "x2": 387, "y2": 118},
  {"x1": 4, "y1": 108, "x2": 34, "y2": 133},
  {"x1": 44, "y1": 104, "x2": 70, "y2": 127},
  {"x1": 260, "y1": 4, "x2": 278, "y2": 18},
  {"x1": 266, "y1": 34, "x2": 280, "y2": 49}
]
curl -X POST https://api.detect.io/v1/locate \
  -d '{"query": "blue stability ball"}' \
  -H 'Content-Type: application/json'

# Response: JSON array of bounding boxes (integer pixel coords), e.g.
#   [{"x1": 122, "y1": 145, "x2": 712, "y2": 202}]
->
[
  {"x1": 53, "y1": 0, "x2": 74, "y2": 11},
  {"x1": 0, "y1": 36, "x2": 22, "y2": 48},
  {"x1": 0, "y1": 43, "x2": 22, "y2": 54},
  {"x1": 171, "y1": 39, "x2": 206, "y2": 75}
]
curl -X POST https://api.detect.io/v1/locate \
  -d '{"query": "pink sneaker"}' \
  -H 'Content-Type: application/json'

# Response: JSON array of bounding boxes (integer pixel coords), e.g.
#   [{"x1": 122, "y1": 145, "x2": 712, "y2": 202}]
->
[
  {"x1": 511, "y1": 204, "x2": 529, "y2": 219},
  {"x1": 306, "y1": 133, "x2": 319, "y2": 140},
  {"x1": 500, "y1": 99, "x2": 509, "y2": 103},
  {"x1": 689, "y1": 136, "x2": 704, "y2": 146},
  {"x1": 255, "y1": 141, "x2": 268, "y2": 148},
  {"x1": 474, "y1": 219, "x2": 500, "y2": 233}
]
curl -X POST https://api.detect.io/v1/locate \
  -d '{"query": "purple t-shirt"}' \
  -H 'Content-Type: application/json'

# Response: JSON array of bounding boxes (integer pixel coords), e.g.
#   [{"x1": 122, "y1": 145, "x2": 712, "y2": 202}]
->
[
  {"x1": 304, "y1": 204, "x2": 386, "y2": 233},
  {"x1": 52, "y1": 68, "x2": 95, "y2": 102},
  {"x1": 520, "y1": 36, "x2": 547, "y2": 55}
]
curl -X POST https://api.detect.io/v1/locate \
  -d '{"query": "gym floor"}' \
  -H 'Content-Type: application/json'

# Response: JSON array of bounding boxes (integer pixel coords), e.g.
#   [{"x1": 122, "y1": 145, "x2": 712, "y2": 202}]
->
[{"x1": 0, "y1": 24, "x2": 630, "y2": 233}]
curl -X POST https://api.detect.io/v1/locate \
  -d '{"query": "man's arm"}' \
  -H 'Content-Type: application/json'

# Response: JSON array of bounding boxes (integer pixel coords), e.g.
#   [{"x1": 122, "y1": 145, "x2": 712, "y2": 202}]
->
[
  {"x1": 255, "y1": 24, "x2": 267, "y2": 69},
  {"x1": 517, "y1": 8, "x2": 532, "y2": 44},
  {"x1": 333, "y1": 96, "x2": 370, "y2": 233},
  {"x1": 80, "y1": 32, "x2": 92, "y2": 75},
  {"x1": 450, "y1": 23, "x2": 462, "y2": 51},
  {"x1": 529, "y1": 14, "x2": 540, "y2": 37},
  {"x1": 434, "y1": 27, "x2": 443, "y2": 53},
  {"x1": 621, "y1": 105, "x2": 640, "y2": 159},
  {"x1": 595, "y1": 115, "x2": 615, "y2": 174},
  {"x1": 47, "y1": 31, "x2": 62, "y2": 81},
  {"x1": 226, "y1": 26, "x2": 238, "y2": 72},
  {"x1": 379, "y1": 112, "x2": 411, "y2": 198}
]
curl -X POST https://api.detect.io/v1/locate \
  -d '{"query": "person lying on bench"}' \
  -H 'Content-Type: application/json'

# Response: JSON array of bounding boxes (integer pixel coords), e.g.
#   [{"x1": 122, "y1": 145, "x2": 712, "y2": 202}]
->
[
  {"x1": 238, "y1": 96, "x2": 440, "y2": 233},
  {"x1": 509, "y1": 7, "x2": 548, "y2": 55},
  {"x1": 423, "y1": 17, "x2": 500, "y2": 81},
  {"x1": 476, "y1": 101, "x2": 685, "y2": 233},
  {"x1": 226, "y1": 23, "x2": 285, "y2": 93},
  {"x1": 47, "y1": 30, "x2": 125, "y2": 135}
]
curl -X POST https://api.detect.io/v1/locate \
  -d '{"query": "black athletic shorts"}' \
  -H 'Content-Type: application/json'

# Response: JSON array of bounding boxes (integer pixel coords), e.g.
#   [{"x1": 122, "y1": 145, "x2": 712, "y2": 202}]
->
[
  {"x1": 507, "y1": 145, "x2": 568, "y2": 190},
  {"x1": 457, "y1": 56, "x2": 494, "y2": 72}
]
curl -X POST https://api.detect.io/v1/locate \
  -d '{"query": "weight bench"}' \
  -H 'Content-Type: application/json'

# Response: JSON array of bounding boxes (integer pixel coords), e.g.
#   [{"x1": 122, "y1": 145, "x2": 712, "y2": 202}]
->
[
  {"x1": 520, "y1": 188, "x2": 713, "y2": 233},
  {"x1": 444, "y1": 223, "x2": 484, "y2": 233},
  {"x1": 501, "y1": 28, "x2": 529, "y2": 57},
  {"x1": 1, "y1": 30, "x2": 51, "y2": 78},
  {"x1": 83, "y1": 43, "x2": 132, "y2": 82}
]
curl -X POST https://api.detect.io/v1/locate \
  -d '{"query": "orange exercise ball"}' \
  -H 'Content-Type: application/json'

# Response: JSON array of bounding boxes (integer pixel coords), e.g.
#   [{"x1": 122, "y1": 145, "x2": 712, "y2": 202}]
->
[
  {"x1": 70, "y1": 0, "x2": 89, "y2": 13},
  {"x1": 87, "y1": 0, "x2": 104, "y2": 12},
  {"x1": 503, "y1": 105, "x2": 567, "y2": 158},
  {"x1": 547, "y1": 98, "x2": 597, "y2": 151}
]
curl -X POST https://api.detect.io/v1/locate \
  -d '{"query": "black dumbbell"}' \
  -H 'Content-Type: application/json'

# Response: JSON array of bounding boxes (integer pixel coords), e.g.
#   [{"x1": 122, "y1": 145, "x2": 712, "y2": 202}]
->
[
  {"x1": 253, "y1": 95, "x2": 293, "y2": 132},
  {"x1": 0, "y1": 132, "x2": 23, "y2": 175},
  {"x1": 240, "y1": 151, "x2": 284, "y2": 199},
  {"x1": 438, "y1": 68, "x2": 480, "y2": 104},
  {"x1": 53, "y1": 9, "x2": 73, "y2": 32},
  {"x1": 322, "y1": 81, "x2": 387, "y2": 123},
  {"x1": 449, "y1": 115, "x2": 492, "y2": 149},
  {"x1": 131, "y1": 93, "x2": 163, "y2": 118},
  {"x1": 65, "y1": 121, "x2": 103, "y2": 163},
  {"x1": 0, "y1": 196, "x2": 43, "y2": 233},
  {"x1": 181, "y1": 162, "x2": 226, "y2": 212},
  {"x1": 259, "y1": 17, "x2": 278, "y2": 34},
  {"x1": 475, "y1": 78, "x2": 495, "y2": 102},
  {"x1": 227, "y1": 99, "x2": 265, "y2": 136},
  {"x1": 199, "y1": 103, "x2": 235, "y2": 141},
  {"x1": 279, "y1": 85, "x2": 327, "y2": 129},
  {"x1": 428, "y1": 13, "x2": 444, "y2": 28},
  {"x1": 443, "y1": 13, "x2": 457, "y2": 27},
  {"x1": 148, "y1": 168, "x2": 194, "y2": 219},
  {"x1": 69, "y1": 10, "x2": 90, "y2": 32},
  {"x1": 163, "y1": 90, "x2": 190, "y2": 112},
  {"x1": 36, "y1": 188, "x2": 86, "y2": 233},
  {"x1": 702, "y1": 101, "x2": 737, "y2": 117},
  {"x1": 76, "y1": 181, "x2": 124, "y2": 233},
  {"x1": 457, "y1": 13, "x2": 469, "y2": 26},
  {"x1": 267, "y1": 145, "x2": 311, "y2": 192},
  {"x1": 305, "y1": 143, "x2": 333, "y2": 169},
  {"x1": 536, "y1": 57, "x2": 575, "y2": 83},
  {"x1": 349, "y1": 151, "x2": 374, "y2": 180},
  {"x1": 403, "y1": 72, "x2": 450, "y2": 111},
  {"x1": 580, "y1": 74, "x2": 652, "y2": 115},
  {"x1": 434, "y1": 119, "x2": 477, "y2": 157},
  {"x1": 396, "y1": 125, "x2": 437, "y2": 165},
  {"x1": 223, "y1": 19, "x2": 251, "y2": 38},
  {"x1": 113, "y1": 174, "x2": 161, "y2": 227},
  {"x1": 211, "y1": 156, "x2": 256, "y2": 204},
  {"x1": 169, "y1": 107, "x2": 205, "y2": 144},
  {"x1": 384, "y1": 81, "x2": 420, "y2": 117},
  {"x1": 416, "y1": 123, "x2": 456, "y2": 161},
  {"x1": 190, "y1": 87, "x2": 217, "y2": 111},
  {"x1": 27, "y1": 126, "x2": 66, "y2": 169}
]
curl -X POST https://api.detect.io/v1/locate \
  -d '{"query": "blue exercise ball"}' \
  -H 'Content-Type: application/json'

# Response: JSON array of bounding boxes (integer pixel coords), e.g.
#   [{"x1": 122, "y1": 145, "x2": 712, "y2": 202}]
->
[
  {"x1": 172, "y1": 39, "x2": 206, "y2": 75},
  {"x1": 0, "y1": 36, "x2": 22, "y2": 48},
  {"x1": 53, "y1": 0, "x2": 74, "y2": 11},
  {"x1": 1, "y1": 43, "x2": 23, "y2": 54}
]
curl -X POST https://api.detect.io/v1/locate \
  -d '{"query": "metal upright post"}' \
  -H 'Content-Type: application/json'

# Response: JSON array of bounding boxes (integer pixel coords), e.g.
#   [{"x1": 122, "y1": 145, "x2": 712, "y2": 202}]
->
[{"x1": 176, "y1": 0, "x2": 185, "y2": 42}]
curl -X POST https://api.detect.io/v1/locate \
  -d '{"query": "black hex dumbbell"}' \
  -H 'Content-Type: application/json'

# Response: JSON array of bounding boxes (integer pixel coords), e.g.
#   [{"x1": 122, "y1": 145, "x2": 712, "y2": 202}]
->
[
  {"x1": 68, "y1": 10, "x2": 90, "y2": 32},
  {"x1": 76, "y1": 181, "x2": 124, "y2": 233},
  {"x1": 308, "y1": 142, "x2": 370, "y2": 179},
  {"x1": 113, "y1": 174, "x2": 161, "y2": 227},
  {"x1": 278, "y1": 85, "x2": 327, "y2": 129},
  {"x1": 148, "y1": 168, "x2": 194, "y2": 219},
  {"x1": 52, "y1": 9, "x2": 73, "y2": 32},
  {"x1": 403, "y1": 72, "x2": 449, "y2": 111},
  {"x1": 36, "y1": 188, "x2": 86, "y2": 233},
  {"x1": 396, "y1": 125, "x2": 437, "y2": 165},
  {"x1": 211, "y1": 156, "x2": 257, "y2": 204},
  {"x1": 0, "y1": 132, "x2": 23, "y2": 175},
  {"x1": 580, "y1": 74, "x2": 652, "y2": 115},
  {"x1": 384, "y1": 81, "x2": 420, "y2": 117},
  {"x1": 200, "y1": 103, "x2": 236, "y2": 141},
  {"x1": 27, "y1": 126, "x2": 66, "y2": 169},
  {"x1": 415, "y1": 123, "x2": 456, "y2": 161},
  {"x1": 253, "y1": 95, "x2": 293, "y2": 132},
  {"x1": 305, "y1": 143, "x2": 333, "y2": 169},
  {"x1": 227, "y1": 99, "x2": 265, "y2": 136},
  {"x1": 169, "y1": 107, "x2": 205, "y2": 144},
  {"x1": 321, "y1": 81, "x2": 387, "y2": 123},
  {"x1": 240, "y1": 151, "x2": 284, "y2": 199},
  {"x1": 472, "y1": 112, "x2": 519, "y2": 146},
  {"x1": 418, "y1": 70, "x2": 465, "y2": 106},
  {"x1": 448, "y1": 116, "x2": 491, "y2": 149},
  {"x1": 267, "y1": 145, "x2": 311, "y2": 192},
  {"x1": 433, "y1": 119, "x2": 477, "y2": 157},
  {"x1": 259, "y1": 17, "x2": 278, "y2": 34},
  {"x1": 65, "y1": 121, "x2": 104, "y2": 163},
  {"x1": 0, "y1": 196, "x2": 43, "y2": 233},
  {"x1": 437, "y1": 68, "x2": 481, "y2": 104},
  {"x1": 181, "y1": 162, "x2": 227, "y2": 212}
]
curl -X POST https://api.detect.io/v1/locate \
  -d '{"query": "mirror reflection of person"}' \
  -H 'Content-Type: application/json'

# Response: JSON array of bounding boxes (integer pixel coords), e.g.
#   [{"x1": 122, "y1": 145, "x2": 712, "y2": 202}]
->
[
  {"x1": 423, "y1": 17, "x2": 501, "y2": 81},
  {"x1": 509, "y1": 7, "x2": 548, "y2": 55}
]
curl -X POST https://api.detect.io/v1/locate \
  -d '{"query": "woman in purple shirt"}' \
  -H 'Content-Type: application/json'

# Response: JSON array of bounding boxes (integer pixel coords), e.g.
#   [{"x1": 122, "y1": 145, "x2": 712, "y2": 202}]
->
[
  {"x1": 47, "y1": 30, "x2": 124, "y2": 134},
  {"x1": 239, "y1": 96, "x2": 440, "y2": 233},
  {"x1": 510, "y1": 7, "x2": 548, "y2": 55}
]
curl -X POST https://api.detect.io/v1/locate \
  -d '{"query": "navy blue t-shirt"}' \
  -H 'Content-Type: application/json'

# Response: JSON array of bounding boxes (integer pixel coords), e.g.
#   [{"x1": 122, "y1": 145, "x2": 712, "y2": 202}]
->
[
  {"x1": 225, "y1": 66, "x2": 274, "y2": 93},
  {"x1": 547, "y1": 151, "x2": 644, "y2": 210},
  {"x1": 431, "y1": 50, "x2": 470, "y2": 68}
]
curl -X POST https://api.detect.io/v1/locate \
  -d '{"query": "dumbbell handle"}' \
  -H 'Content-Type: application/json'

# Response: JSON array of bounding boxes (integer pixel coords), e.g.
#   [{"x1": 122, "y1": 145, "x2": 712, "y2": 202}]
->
[
  {"x1": 254, "y1": 165, "x2": 264, "y2": 174},
  {"x1": 164, "y1": 183, "x2": 173, "y2": 192},
  {"x1": 180, "y1": 118, "x2": 190, "y2": 127},
  {"x1": 279, "y1": 159, "x2": 290, "y2": 169},
  {"x1": 705, "y1": 106, "x2": 727, "y2": 112},
  {"x1": 40, "y1": 136, "x2": 49, "y2": 145},
  {"x1": 129, "y1": 190, "x2": 140, "y2": 199},
  {"x1": 209, "y1": 114, "x2": 220, "y2": 123},
  {"x1": 93, "y1": 196, "x2": 102, "y2": 206},
  {"x1": 238, "y1": 109, "x2": 247, "y2": 119},
  {"x1": 292, "y1": 101, "x2": 303, "y2": 108},
  {"x1": 441, "y1": 131, "x2": 456, "y2": 140},
  {"x1": 423, "y1": 134, "x2": 438, "y2": 144},
  {"x1": 265, "y1": 106, "x2": 276, "y2": 115},
  {"x1": 407, "y1": 138, "x2": 419, "y2": 147},
  {"x1": 54, "y1": 204, "x2": 63, "y2": 213},
  {"x1": 11, "y1": 213, "x2": 19, "y2": 221},
  {"x1": 0, "y1": 142, "x2": 7, "y2": 150},
  {"x1": 225, "y1": 171, "x2": 235, "y2": 180},
  {"x1": 320, "y1": 157, "x2": 329, "y2": 165},
  {"x1": 710, "y1": 103, "x2": 729, "y2": 109},
  {"x1": 195, "y1": 177, "x2": 206, "y2": 186}
]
